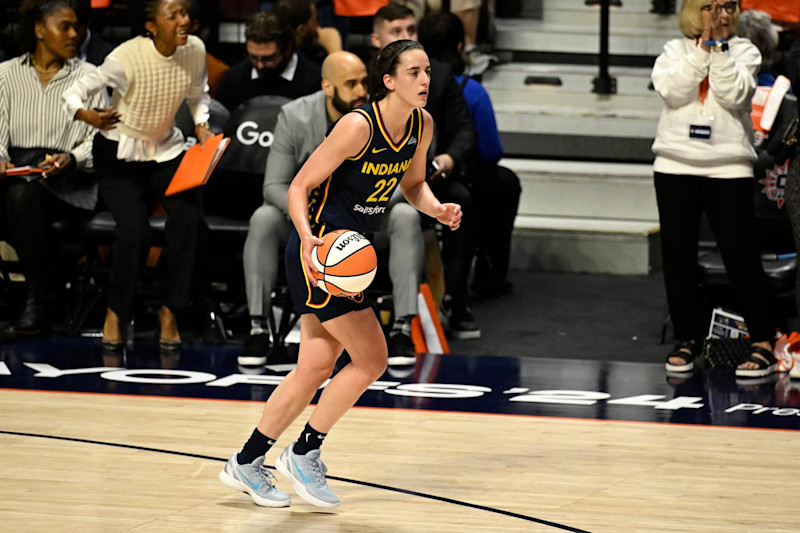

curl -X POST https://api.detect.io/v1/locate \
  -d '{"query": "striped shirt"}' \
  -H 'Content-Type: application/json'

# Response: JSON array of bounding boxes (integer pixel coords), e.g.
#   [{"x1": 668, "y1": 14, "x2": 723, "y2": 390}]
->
[
  {"x1": 0, "y1": 55, "x2": 105, "y2": 209},
  {"x1": 0, "y1": 54, "x2": 104, "y2": 168}
]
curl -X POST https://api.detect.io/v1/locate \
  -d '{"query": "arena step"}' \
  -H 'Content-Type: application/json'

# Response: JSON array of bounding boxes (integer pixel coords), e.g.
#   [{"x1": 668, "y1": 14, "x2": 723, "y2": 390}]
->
[
  {"x1": 504, "y1": 158, "x2": 660, "y2": 275},
  {"x1": 483, "y1": 62, "x2": 657, "y2": 97},
  {"x1": 510, "y1": 215, "x2": 661, "y2": 275},
  {"x1": 494, "y1": 18, "x2": 678, "y2": 58},
  {"x1": 504, "y1": 158, "x2": 657, "y2": 220},
  {"x1": 493, "y1": 0, "x2": 679, "y2": 67},
  {"x1": 483, "y1": 62, "x2": 662, "y2": 161},
  {"x1": 493, "y1": 100, "x2": 660, "y2": 161}
]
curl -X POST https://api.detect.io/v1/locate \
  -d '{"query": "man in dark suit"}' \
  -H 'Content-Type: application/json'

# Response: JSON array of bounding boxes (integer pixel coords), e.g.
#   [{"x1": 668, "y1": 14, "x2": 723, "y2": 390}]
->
[
  {"x1": 215, "y1": 11, "x2": 322, "y2": 112},
  {"x1": 73, "y1": 0, "x2": 114, "y2": 66},
  {"x1": 372, "y1": 4, "x2": 481, "y2": 340}
]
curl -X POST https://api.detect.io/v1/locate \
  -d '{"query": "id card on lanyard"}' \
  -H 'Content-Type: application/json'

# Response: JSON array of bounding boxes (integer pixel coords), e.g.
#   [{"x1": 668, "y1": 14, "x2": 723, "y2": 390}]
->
[{"x1": 690, "y1": 38, "x2": 713, "y2": 140}]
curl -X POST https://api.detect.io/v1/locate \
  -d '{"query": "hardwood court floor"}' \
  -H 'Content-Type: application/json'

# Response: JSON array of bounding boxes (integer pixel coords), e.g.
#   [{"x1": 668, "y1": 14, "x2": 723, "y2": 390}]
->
[{"x1": 1, "y1": 388, "x2": 798, "y2": 533}]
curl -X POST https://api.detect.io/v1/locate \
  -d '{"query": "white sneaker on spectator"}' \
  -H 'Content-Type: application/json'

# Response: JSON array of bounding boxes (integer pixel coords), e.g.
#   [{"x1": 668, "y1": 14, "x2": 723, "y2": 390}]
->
[{"x1": 238, "y1": 331, "x2": 270, "y2": 366}]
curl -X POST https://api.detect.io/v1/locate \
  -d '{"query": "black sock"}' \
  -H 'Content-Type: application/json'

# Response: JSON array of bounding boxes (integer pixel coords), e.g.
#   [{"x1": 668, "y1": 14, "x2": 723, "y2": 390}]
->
[
  {"x1": 237, "y1": 428, "x2": 277, "y2": 465},
  {"x1": 292, "y1": 422, "x2": 327, "y2": 455}
]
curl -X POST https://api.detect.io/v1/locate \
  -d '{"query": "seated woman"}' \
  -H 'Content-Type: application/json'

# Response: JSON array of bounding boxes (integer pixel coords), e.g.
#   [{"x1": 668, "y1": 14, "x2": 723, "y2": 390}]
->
[
  {"x1": 0, "y1": 0, "x2": 104, "y2": 337},
  {"x1": 64, "y1": 0, "x2": 213, "y2": 350}
]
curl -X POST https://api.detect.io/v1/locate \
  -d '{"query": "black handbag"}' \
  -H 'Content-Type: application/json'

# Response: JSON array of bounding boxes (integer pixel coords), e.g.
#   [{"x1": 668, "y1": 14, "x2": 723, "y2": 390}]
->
[
  {"x1": 702, "y1": 338, "x2": 750, "y2": 368},
  {"x1": 765, "y1": 94, "x2": 800, "y2": 162}
]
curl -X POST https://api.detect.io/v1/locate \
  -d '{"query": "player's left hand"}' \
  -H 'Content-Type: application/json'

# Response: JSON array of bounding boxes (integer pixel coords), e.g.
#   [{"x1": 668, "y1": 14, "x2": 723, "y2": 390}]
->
[
  {"x1": 39, "y1": 153, "x2": 73, "y2": 178},
  {"x1": 434, "y1": 202, "x2": 461, "y2": 231}
]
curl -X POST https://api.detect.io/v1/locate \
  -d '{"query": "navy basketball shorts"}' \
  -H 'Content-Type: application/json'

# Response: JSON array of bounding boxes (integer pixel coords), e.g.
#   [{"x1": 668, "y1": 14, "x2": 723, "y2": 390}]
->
[{"x1": 285, "y1": 229, "x2": 371, "y2": 322}]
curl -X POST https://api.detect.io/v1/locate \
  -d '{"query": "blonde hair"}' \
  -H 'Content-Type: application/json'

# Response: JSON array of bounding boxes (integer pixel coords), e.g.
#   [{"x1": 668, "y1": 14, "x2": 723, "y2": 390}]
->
[{"x1": 679, "y1": 0, "x2": 740, "y2": 39}]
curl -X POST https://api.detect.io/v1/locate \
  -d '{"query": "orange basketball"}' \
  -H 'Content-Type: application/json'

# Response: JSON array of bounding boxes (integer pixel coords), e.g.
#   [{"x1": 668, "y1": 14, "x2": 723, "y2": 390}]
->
[{"x1": 311, "y1": 229, "x2": 378, "y2": 297}]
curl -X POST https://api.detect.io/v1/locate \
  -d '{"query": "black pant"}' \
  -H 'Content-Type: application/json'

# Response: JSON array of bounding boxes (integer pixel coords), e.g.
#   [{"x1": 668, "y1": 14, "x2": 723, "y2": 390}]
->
[
  {"x1": 655, "y1": 172, "x2": 772, "y2": 342},
  {"x1": 1, "y1": 177, "x2": 90, "y2": 300},
  {"x1": 473, "y1": 164, "x2": 521, "y2": 284},
  {"x1": 429, "y1": 177, "x2": 476, "y2": 303},
  {"x1": 93, "y1": 134, "x2": 208, "y2": 325},
  {"x1": 784, "y1": 157, "x2": 800, "y2": 320}
]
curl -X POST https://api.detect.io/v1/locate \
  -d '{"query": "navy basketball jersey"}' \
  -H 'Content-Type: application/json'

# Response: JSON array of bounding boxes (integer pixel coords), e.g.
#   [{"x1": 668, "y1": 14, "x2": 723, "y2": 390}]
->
[{"x1": 308, "y1": 101, "x2": 423, "y2": 235}]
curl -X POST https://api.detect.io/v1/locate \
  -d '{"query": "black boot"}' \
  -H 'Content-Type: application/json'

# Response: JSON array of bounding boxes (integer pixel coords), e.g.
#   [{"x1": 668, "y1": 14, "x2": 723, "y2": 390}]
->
[{"x1": 4, "y1": 297, "x2": 49, "y2": 337}]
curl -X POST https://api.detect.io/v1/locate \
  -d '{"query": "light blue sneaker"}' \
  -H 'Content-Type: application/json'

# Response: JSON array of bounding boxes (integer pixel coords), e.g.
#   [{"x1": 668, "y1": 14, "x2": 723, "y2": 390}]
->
[
  {"x1": 219, "y1": 453, "x2": 291, "y2": 507},
  {"x1": 275, "y1": 443, "x2": 340, "y2": 508}
]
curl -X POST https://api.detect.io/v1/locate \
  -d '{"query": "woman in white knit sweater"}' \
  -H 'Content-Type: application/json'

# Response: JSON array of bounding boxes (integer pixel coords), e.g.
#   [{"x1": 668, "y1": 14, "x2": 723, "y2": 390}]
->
[
  {"x1": 64, "y1": 0, "x2": 214, "y2": 351},
  {"x1": 652, "y1": 0, "x2": 776, "y2": 378}
]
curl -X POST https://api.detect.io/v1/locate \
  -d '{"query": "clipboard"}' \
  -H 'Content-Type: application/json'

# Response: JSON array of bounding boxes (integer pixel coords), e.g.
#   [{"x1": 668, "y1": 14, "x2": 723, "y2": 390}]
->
[
  {"x1": 5, "y1": 166, "x2": 46, "y2": 177},
  {"x1": 165, "y1": 133, "x2": 230, "y2": 196},
  {"x1": 4, "y1": 166, "x2": 47, "y2": 182}
]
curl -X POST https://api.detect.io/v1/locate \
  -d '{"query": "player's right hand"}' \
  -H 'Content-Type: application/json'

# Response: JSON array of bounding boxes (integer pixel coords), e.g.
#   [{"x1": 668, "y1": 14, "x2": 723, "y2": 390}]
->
[{"x1": 302, "y1": 233, "x2": 325, "y2": 286}]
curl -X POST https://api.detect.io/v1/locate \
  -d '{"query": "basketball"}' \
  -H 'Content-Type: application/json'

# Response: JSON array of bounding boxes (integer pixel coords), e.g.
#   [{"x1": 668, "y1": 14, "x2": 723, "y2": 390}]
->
[{"x1": 311, "y1": 229, "x2": 378, "y2": 297}]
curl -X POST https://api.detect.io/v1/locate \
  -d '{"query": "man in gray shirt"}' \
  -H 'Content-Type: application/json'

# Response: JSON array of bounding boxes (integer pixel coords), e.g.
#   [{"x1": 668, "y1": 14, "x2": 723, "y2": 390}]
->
[{"x1": 239, "y1": 51, "x2": 424, "y2": 366}]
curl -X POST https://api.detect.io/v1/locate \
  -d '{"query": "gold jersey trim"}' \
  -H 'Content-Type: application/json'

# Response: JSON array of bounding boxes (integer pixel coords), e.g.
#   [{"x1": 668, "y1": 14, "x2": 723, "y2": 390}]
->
[
  {"x1": 373, "y1": 102, "x2": 415, "y2": 152},
  {"x1": 347, "y1": 108, "x2": 374, "y2": 161}
]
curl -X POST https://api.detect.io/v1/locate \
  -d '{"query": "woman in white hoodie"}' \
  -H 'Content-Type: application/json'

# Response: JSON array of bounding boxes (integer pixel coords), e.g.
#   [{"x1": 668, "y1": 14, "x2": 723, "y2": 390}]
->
[{"x1": 652, "y1": 0, "x2": 776, "y2": 378}]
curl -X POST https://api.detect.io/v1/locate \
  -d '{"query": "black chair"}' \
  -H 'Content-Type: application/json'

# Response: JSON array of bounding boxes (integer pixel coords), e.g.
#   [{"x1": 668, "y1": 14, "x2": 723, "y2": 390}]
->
[
  {"x1": 200, "y1": 95, "x2": 293, "y2": 343},
  {"x1": 175, "y1": 98, "x2": 230, "y2": 139},
  {"x1": 0, "y1": 213, "x2": 97, "y2": 332},
  {"x1": 203, "y1": 94, "x2": 290, "y2": 220},
  {"x1": 64, "y1": 212, "x2": 169, "y2": 335}
]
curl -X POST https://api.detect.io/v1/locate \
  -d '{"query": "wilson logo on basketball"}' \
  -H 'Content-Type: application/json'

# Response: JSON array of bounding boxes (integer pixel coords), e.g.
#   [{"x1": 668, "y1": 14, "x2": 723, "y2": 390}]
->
[
  {"x1": 335, "y1": 233, "x2": 366, "y2": 251},
  {"x1": 311, "y1": 229, "x2": 377, "y2": 297}
]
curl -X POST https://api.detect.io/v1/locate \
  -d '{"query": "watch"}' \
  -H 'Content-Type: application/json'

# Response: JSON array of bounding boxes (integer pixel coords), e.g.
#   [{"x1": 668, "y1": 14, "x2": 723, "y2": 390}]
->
[
  {"x1": 196, "y1": 122, "x2": 210, "y2": 130},
  {"x1": 712, "y1": 41, "x2": 729, "y2": 53}
]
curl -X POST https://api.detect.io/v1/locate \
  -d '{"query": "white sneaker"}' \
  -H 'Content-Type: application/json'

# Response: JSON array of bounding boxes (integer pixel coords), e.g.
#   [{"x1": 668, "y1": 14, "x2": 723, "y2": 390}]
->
[
  {"x1": 219, "y1": 453, "x2": 290, "y2": 507},
  {"x1": 275, "y1": 443, "x2": 339, "y2": 508}
]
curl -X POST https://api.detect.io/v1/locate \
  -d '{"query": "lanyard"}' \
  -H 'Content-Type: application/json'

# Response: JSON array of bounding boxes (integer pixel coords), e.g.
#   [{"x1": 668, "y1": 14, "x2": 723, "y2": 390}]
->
[{"x1": 695, "y1": 38, "x2": 710, "y2": 105}]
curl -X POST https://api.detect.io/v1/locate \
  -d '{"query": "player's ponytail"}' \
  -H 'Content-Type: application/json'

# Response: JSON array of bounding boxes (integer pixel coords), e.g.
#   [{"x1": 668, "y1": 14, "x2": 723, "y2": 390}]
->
[{"x1": 369, "y1": 39, "x2": 425, "y2": 103}]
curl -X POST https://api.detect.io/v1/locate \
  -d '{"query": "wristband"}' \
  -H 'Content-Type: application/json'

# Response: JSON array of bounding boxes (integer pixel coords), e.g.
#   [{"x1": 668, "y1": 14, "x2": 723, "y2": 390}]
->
[
  {"x1": 712, "y1": 41, "x2": 729, "y2": 52},
  {"x1": 702, "y1": 38, "x2": 727, "y2": 46}
]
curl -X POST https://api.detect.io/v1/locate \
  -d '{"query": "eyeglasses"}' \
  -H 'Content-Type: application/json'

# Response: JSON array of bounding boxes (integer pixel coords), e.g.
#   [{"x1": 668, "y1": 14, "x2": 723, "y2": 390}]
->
[
  {"x1": 701, "y1": 2, "x2": 738, "y2": 14},
  {"x1": 248, "y1": 53, "x2": 281, "y2": 66}
]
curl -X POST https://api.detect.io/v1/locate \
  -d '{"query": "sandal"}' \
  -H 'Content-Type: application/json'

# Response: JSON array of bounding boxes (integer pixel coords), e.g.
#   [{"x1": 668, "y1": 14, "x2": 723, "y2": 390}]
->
[
  {"x1": 665, "y1": 341, "x2": 699, "y2": 373},
  {"x1": 101, "y1": 339, "x2": 123, "y2": 352},
  {"x1": 157, "y1": 306, "x2": 181, "y2": 351},
  {"x1": 735, "y1": 345, "x2": 777, "y2": 378},
  {"x1": 159, "y1": 338, "x2": 182, "y2": 351}
]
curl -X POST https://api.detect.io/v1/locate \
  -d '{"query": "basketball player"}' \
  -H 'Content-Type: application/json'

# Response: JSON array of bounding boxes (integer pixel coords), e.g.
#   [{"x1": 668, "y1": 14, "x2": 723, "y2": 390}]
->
[{"x1": 220, "y1": 39, "x2": 461, "y2": 508}]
